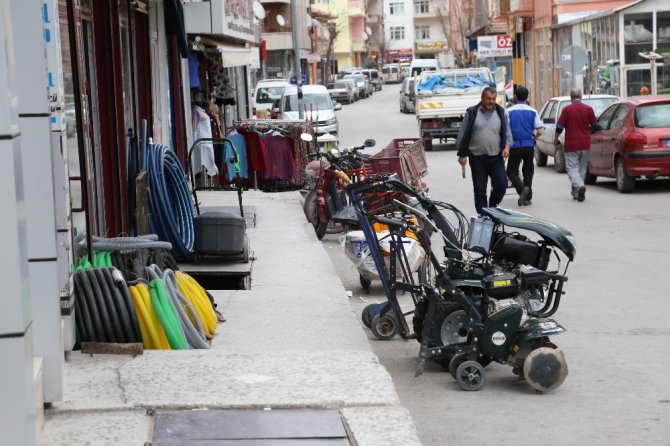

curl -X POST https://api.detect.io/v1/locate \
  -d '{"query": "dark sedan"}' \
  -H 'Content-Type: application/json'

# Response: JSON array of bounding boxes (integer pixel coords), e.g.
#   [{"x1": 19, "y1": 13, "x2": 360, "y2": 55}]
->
[{"x1": 587, "y1": 95, "x2": 670, "y2": 192}]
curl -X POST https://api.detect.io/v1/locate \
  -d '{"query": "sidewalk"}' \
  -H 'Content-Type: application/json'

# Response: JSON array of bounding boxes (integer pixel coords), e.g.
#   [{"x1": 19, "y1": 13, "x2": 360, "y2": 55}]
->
[{"x1": 39, "y1": 190, "x2": 421, "y2": 445}]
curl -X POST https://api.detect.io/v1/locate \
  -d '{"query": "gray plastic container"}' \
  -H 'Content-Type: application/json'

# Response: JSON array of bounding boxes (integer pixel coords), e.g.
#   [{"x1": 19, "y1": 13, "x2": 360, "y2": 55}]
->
[{"x1": 194, "y1": 211, "x2": 246, "y2": 257}]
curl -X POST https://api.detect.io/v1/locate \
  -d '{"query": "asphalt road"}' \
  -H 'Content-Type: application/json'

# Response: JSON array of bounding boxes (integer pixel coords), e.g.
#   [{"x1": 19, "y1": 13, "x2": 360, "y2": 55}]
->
[{"x1": 322, "y1": 85, "x2": 670, "y2": 445}]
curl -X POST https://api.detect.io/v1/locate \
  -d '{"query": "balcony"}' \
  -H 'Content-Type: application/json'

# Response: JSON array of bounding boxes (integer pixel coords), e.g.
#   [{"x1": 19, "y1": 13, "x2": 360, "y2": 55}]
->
[
  {"x1": 351, "y1": 40, "x2": 365, "y2": 52},
  {"x1": 415, "y1": 40, "x2": 447, "y2": 51},
  {"x1": 509, "y1": 0, "x2": 532, "y2": 15},
  {"x1": 348, "y1": 0, "x2": 364, "y2": 16},
  {"x1": 262, "y1": 32, "x2": 294, "y2": 51},
  {"x1": 367, "y1": 13, "x2": 381, "y2": 25}
]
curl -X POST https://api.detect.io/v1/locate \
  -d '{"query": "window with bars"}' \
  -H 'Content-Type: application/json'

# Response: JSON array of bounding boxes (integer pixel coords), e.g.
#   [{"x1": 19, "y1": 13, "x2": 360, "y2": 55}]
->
[
  {"x1": 389, "y1": 2, "x2": 404, "y2": 14},
  {"x1": 390, "y1": 26, "x2": 405, "y2": 40},
  {"x1": 414, "y1": 0, "x2": 429, "y2": 14},
  {"x1": 415, "y1": 25, "x2": 430, "y2": 40}
]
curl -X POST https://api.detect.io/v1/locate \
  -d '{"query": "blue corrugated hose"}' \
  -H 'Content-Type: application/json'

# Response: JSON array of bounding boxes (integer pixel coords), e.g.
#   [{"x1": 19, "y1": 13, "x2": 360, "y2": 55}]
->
[{"x1": 146, "y1": 143, "x2": 195, "y2": 260}]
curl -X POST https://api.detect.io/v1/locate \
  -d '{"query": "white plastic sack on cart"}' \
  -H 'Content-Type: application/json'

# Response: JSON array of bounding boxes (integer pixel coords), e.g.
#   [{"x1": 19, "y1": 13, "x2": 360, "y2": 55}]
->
[{"x1": 340, "y1": 230, "x2": 425, "y2": 279}]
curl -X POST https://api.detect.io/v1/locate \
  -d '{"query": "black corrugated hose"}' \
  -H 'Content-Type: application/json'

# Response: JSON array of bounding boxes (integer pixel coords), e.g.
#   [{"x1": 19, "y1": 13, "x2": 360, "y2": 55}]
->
[{"x1": 74, "y1": 267, "x2": 142, "y2": 343}]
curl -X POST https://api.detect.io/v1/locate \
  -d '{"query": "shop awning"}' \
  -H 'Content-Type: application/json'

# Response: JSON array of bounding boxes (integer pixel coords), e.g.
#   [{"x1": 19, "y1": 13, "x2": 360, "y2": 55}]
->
[{"x1": 216, "y1": 43, "x2": 253, "y2": 67}]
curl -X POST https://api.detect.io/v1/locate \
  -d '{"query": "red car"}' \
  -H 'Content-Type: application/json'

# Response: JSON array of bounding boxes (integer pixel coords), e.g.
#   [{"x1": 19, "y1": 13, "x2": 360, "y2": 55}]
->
[{"x1": 587, "y1": 95, "x2": 670, "y2": 192}]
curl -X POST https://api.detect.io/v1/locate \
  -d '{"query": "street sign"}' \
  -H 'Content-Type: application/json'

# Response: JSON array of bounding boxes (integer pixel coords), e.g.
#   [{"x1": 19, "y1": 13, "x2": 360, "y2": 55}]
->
[{"x1": 290, "y1": 74, "x2": 307, "y2": 84}]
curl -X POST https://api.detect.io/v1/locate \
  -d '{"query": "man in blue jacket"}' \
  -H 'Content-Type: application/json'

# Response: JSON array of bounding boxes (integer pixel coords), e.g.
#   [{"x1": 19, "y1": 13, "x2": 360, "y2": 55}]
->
[
  {"x1": 507, "y1": 86, "x2": 544, "y2": 206},
  {"x1": 456, "y1": 87, "x2": 512, "y2": 214}
]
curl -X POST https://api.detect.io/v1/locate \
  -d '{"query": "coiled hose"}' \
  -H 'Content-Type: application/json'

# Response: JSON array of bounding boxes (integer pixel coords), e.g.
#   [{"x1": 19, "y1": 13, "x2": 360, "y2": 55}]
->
[
  {"x1": 175, "y1": 271, "x2": 218, "y2": 339},
  {"x1": 128, "y1": 283, "x2": 170, "y2": 349},
  {"x1": 146, "y1": 143, "x2": 195, "y2": 260},
  {"x1": 146, "y1": 265, "x2": 209, "y2": 349},
  {"x1": 73, "y1": 267, "x2": 142, "y2": 343}
]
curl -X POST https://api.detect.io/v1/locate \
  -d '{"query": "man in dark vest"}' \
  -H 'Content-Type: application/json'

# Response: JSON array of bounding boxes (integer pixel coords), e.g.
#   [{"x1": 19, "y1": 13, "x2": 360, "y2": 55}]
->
[{"x1": 456, "y1": 86, "x2": 513, "y2": 214}]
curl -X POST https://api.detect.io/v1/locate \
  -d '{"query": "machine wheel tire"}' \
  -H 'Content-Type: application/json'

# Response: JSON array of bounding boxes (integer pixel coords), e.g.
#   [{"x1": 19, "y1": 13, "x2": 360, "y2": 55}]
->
[
  {"x1": 535, "y1": 147, "x2": 548, "y2": 167},
  {"x1": 371, "y1": 313, "x2": 399, "y2": 340},
  {"x1": 361, "y1": 303, "x2": 380, "y2": 329},
  {"x1": 584, "y1": 167, "x2": 598, "y2": 185},
  {"x1": 435, "y1": 306, "x2": 492, "y2": 369},
  {"x1": 554, "y1": 145, "x2": 566, "y2": 173},
  {"x1": 449, "y1": 354, "x2": 467, "y2": 379},
  {"x1": 455, "y1": 361, "x2": 486, "y2": 391},
  {"x1": 616, "y1": 158, "x2": 635, "y2": 193}
]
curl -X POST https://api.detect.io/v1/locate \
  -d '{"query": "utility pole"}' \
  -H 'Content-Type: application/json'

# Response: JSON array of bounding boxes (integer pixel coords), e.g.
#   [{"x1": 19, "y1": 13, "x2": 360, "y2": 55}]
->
[{"x1": 291, "y1": 0, "x2": 304, "y2": 119}]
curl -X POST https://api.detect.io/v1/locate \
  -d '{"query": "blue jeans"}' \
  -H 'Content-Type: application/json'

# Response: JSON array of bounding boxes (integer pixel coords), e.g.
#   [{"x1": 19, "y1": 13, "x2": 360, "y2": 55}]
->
[{"x1": 469, "y1": 154, "x2": 507, "y2": 214}]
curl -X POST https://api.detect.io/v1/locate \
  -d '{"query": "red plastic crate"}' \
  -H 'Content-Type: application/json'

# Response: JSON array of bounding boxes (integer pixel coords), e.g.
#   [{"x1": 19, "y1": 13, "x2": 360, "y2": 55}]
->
[{"x1": 370, "y1": 139, "x2": 427, "y2": 190}]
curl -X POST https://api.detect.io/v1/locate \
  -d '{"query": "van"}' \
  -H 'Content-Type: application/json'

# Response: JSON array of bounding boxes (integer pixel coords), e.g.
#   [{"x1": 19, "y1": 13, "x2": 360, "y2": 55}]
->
[
  {"x1": 382, "y1": 63, "x2": 402, "y2": 84},
  {"x1": 252, "y1": 79, "x2": 290, "y2": 118},
  {"x1": 279, "y1": 84, "x2": 339, "y2": 136},
  {"x1": 361, "y1": 69, "x2": 383, "y2": 91},
  {"x1": 399, "y1": 76, "x2": 416, "y2": 114},
  {"x1": 409, "y1": 58, "x2": 438, "y2": 77}
]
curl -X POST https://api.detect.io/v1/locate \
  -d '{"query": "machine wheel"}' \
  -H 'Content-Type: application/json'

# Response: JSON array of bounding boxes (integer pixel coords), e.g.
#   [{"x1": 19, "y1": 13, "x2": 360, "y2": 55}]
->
[
  {"x1": 554, "y1": 145, "x2": 566, "y2": 173},
  {"x1": 436, "y1": 307, "x2": 491, "y2": 369},
  {"x1": 584, "y1": 167, "x2": 598, "y2": 185},
  {"x1": 449, "y1": 354, "x2": 467, "y2": 379},
  {"x1": 535, "y1": 147, "x2": 548, "y2": 167},
  {"x1": 455, "y1": 361, "x2": 486, "y2": 391},
  {"x1": 523, "y1": 347, "x2": 568, "y2": 392},
  {"x1": 361, "y1": 303, "x2": 381, "y2": 329},
  {"x1": 371, "y1": 313, "x2": 399, "y2": 340},
  {"x1": 616, "y1": 158, "x2": 635, "y2": 193}
]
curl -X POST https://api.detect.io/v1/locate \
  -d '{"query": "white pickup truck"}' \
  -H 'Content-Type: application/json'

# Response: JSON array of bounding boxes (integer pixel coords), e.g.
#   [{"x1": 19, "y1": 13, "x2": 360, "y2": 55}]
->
[{"x1": 415, "y1": 67, "x2": 506, "y2": 150}]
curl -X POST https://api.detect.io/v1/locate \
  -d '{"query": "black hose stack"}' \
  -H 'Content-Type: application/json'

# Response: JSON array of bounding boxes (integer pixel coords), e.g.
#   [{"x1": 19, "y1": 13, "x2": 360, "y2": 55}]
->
[{"x1": 74, "y1": 267, "x2": 142, "y2": 343}]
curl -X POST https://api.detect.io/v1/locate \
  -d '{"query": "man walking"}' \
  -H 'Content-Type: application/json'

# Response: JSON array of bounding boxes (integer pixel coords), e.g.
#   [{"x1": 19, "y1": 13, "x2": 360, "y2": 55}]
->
[
  {"x1": 507, "y1": 86, "x2": 544, "y2": 206},
  {"x1": 456, "y1": 86, "x2": 512, "y2": 215},
  {"x1": 554, "y1": 88, "x2": 597, "y2": 202}
]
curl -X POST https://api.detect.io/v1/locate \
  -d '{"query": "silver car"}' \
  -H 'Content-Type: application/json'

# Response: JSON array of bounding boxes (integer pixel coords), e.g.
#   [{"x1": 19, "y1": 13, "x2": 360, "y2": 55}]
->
[{"x1": 535, "y1": 94, "x2": 619, "y2": 172}]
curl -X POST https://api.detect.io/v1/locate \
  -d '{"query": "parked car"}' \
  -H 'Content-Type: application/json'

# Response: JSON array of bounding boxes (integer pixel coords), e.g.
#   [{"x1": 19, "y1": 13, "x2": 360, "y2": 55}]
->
[
  {"x1": 252, "y1": 79, "x2": 290, "y2": 118},
  {"x1": 279, "y1": 84, "x2": 340, "y2": 136},
  {"x1": 363, "y1": 76, "x2": 375, "y2": 97},
  {"x1": 327, "y1": 81, "x2": 356, "y2": 104},
  {"x1": 399, "y1": 76, "x2": 416, "y2": 114},
  {"x1": 361, "y1": 69, "x2": 383, "y2": 91},
  {"x1": 535, "y1": 94, "x2": 619, "y2": 172},
  {"x1": 339, "y1": 78, "x2": 359, "y2": 101},
  {"x1": 585, "y1": 95, "x2": 670, "y2": 193},
  {"x1": 342, "y1": 73, "x2": 368, "y2": 98}
]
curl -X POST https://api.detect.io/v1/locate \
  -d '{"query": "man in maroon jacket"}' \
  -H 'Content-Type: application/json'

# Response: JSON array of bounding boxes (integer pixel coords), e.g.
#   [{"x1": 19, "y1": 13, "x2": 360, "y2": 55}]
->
[{"x1": 554, "y1": 88, "x2": 597, "y2": 202}]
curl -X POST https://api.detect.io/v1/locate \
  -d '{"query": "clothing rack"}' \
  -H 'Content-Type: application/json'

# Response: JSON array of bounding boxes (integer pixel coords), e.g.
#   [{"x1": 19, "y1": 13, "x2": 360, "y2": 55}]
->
[{"x1": 231, "y1": 120, "x2": 316, "y2": 190}]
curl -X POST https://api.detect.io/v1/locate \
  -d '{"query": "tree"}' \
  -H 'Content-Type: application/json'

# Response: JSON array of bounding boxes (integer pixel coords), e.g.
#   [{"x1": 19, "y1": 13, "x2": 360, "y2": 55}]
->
[
  {"x1": 324, "y1": 19, "x2": 340, "y2": 82},
  {"x1": 435, "y1": 0, "x2": 475, "y2": 67}
]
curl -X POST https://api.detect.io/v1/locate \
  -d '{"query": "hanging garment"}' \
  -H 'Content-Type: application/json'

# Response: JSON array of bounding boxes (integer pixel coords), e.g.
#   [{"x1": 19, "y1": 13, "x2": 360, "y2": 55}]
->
[
  {"x1": 188, "y1": 51, "x2": 201, "y2": 89},
  {"x1": 238, "y1": 128, "x2": 268, "y2": 174},
  {"x1": 261, "y1": 132, "x2": 297, "y2": 181},
  {"x1": 224, "y1": 131, "x2": 249, "y2": 181},
  {"x1": 192, "y1": 105, "x2": 218, "y2": 176}
]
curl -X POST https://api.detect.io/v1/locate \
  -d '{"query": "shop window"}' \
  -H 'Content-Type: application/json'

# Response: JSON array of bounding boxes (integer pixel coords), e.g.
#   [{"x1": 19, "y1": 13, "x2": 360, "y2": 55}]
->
[
  {"x1": 657, "y1": 65, "x2": 670, "y2": 94},
  {"x1": 626, "y1": 68, "x2": 651, "y2": 97},
  {"x1": 657, "y1": 11, "x2": 670, "y2": 55},
  {"x1": 624, "y1": 12, "x2": 653, "y2": 64}
]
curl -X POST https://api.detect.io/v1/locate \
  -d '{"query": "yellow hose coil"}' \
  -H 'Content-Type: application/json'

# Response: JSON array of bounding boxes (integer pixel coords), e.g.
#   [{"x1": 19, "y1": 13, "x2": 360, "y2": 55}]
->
[{"x1": 175, "y1": 272, "x2": 218, "y2": 339}]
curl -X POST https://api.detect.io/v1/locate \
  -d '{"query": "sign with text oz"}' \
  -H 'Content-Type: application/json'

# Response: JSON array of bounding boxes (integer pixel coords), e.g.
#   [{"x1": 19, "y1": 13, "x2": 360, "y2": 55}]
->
[{"x1": 477, "y1": 34, "x2": 513, "y2": 58}]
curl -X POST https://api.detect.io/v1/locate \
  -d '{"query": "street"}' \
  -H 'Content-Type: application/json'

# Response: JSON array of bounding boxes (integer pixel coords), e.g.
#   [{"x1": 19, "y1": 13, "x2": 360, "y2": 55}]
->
[{"x1": 324, "y1": 85, "x2": 670, "y2": 445}]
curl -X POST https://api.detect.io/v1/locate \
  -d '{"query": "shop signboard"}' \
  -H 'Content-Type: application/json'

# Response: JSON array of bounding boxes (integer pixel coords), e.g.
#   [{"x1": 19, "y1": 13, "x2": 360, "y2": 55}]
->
[{"x1": 477, "y1": 35, "x2": 513, "y2": 58}]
